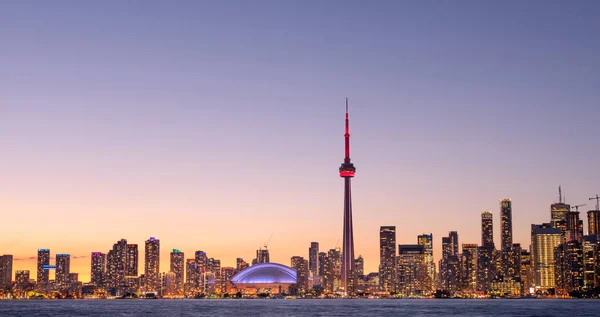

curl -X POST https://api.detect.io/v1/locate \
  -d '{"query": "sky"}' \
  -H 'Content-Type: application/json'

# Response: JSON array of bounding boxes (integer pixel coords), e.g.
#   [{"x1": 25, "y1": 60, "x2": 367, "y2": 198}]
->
[{"x1": 1, "y1": 1, "x2": 599, "y2": 282}]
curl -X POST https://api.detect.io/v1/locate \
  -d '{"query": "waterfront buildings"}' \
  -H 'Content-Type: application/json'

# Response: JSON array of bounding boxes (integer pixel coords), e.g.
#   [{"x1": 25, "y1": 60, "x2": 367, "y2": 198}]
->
[
  {"x1": 531, "y1": 224, "x2": 562, "y2": 290},
  {"x1": 379, "y1": 226, "x2": 396, "y2": 293},
  {"x1": 144, "y1": 237, "x2": 160, "y2": 292}
]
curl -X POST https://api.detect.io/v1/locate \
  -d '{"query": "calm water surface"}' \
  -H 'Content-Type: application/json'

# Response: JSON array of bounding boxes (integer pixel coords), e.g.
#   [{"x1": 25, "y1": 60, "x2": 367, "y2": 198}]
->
[{"x1": 0, "y1": 299, "x2": 597, "y2": 317}]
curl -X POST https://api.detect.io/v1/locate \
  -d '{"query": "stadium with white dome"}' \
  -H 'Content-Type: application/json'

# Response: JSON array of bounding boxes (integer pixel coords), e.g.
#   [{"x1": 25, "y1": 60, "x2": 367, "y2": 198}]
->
[{"x1": 228, "y1": 263, "x2": 297, "y2": 295}]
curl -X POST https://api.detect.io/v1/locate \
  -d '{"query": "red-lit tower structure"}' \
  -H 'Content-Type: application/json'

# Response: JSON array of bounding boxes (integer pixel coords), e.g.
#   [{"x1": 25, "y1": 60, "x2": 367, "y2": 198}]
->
[{"x1": 339, "y1": 98, "x2": 356, "y2": 294}]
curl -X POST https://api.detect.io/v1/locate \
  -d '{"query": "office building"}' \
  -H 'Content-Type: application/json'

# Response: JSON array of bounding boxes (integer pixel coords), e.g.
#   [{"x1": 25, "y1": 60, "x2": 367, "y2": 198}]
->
[
  {"x1": 56, "y1": 254, "x2": 71, "y2": 290},
  {"x1": 37, "y1": 249, "x2": 50, "y2": 289},
  {"x1": 379, "y1": 226, "x2": 396, "y2": 292},
  {"x1": 531, "y1": 224, "x2": 562, "y2": 290},
  {"x1": 0, "y1": 255, "x2": 13, "y2": 288}
]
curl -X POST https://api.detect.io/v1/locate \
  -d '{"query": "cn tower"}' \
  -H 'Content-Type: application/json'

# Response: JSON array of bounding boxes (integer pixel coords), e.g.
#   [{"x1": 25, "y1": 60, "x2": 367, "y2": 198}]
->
[{"x1": 339, "y1": 98, "x2": 356, "y2": 294}]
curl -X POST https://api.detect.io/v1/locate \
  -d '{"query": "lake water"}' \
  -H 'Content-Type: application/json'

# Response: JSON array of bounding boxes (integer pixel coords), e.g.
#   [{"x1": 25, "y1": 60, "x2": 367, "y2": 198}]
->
[{"x1": 0, "y1": 299, "x2": 597, "y2": 316}]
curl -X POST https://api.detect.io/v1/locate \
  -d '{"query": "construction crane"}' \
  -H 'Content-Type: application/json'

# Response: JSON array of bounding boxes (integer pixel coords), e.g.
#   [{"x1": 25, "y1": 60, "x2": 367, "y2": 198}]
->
[
  {"x1": 262, "y1": 232, "x2": 274, "y2": 250},
  {"x1": 590, "y1": 194, "x2": 600, "y2": 210},
  {"x1": 571, "y1": 204, "x2": 586, "y2": 212}
]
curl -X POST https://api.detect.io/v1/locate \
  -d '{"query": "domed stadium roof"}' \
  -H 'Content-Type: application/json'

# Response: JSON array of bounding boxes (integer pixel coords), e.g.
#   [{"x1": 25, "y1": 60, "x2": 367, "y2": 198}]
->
[{"x1": 230, "y1": 263, "x2": 297, "y2": 284}]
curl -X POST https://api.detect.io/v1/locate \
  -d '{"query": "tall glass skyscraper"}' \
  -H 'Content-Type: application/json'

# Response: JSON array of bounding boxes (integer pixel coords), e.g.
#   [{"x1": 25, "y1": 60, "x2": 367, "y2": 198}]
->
[
  {"x1": 36, "y1": 249, "x2": 50, "y2": 289},
  {"x1": 379, "y1": 226, "x2": 396, "y2": 292},
  {"x1": 144, "y1": 237, "x2": 160, "y2": 292},
  {"x1": 500, "y1": 199, "x2": 513, "y2": 250}
]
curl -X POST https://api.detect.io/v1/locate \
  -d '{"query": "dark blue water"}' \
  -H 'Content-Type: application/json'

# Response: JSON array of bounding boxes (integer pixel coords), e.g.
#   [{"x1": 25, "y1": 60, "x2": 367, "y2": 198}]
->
[{"x1": 0, "y1": 299, "x2": 597, "y2": 316}]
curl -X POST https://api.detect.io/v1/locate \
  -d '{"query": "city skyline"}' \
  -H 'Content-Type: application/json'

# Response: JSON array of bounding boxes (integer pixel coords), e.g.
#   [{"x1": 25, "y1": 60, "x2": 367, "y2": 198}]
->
[{"x1": 2, "y1": 1, "x2": 600, "y2": 284}]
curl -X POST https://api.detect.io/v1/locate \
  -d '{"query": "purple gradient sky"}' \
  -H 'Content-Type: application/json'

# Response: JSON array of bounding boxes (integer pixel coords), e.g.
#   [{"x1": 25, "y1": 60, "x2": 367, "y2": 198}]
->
[{"x1": 1, "y1": 1, "x2": 599, "y2": 281}]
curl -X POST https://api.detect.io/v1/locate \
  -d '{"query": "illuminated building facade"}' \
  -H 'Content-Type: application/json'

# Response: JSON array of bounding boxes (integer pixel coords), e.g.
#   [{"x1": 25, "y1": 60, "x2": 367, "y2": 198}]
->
[
  {"x1": 221, "y1": 267, "x2": 235, "y2": 293},
  {"x1": 520, "y1": 249, "x2": 533, "y2": 291},
  {"x1": 0, "y1": 255, "x2": 13, "y2": 289},
  {"x1": 170, "y1": 249, "x2": 184, "y2": 295},
  {"x1": 588, "y1": 210, "x2": 600, "y2": 237},
  {"x1": 417, "y1": 233, "x2": 434, "y2": 291},
  {"x1": 126, "y1": 244, "x2": 138, "y2": 277},
  {"x1": 355, "y1": 255, "x2": 364, "y2": 276},
  {"x1": 396, "y1": 244, "x2": 427, "y2": 296},
  {"x1": 554, "y1": 241, "x2": 584, "y2": 295},
  {"x1": 481, "y1": 211, "x2": 494, "y2": 248},
  {"x1": 582, "y1": 236, "x2": 597, "y2": 290},
  {"x1": 195, "y1": 251, "x2": 208, "y2": 289},
  {"x1": 566, "y1": 211, "x2": 584, "y2": 243},
  {"x1": 477, "y1": 245, "x2": 494, "y2": 293},
  {"x1": 90, "y1": 252, "x2": 106, "y2": 287},
  {"x1": 56, "y1": 254, "x2": 71, "y2": 290},
  {"x1": 461, "y1": 244, "x2": 478, "y2": 292},
  {"x1": 500, "y1": 199, "x2": 513, "y2": 250},
  {"x1": 144, "y1": 237, "x2": 160, "y2": 292},
  {"x1": 379, "y1": 226, "x2": 396, "y2": 293},
  {"x1": 291, "y1": 256, "x2": 309, "y2": 293},
  {"x1": 531, "y1": 224, "x2": 561, "y2": 290},
  {"x1": 37, "y1": 249, "x2": 50, "y2": 289}
]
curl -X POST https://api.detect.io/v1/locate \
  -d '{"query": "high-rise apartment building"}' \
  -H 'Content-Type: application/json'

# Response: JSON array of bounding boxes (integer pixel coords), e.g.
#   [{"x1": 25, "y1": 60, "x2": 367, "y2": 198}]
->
[
  {"x1": 170, "y1": 249, "x2": 184, "y2": 296},
  {"x1": 309, "y1": 242, "x2": 319, "y2": 280},
  {"x1": 144, "y1": 237, "x2": 160, "y2": 292},
  {"x1": 56, "y1": 254, "x2": 71, "y2": 290},
  {"x1": 126, "y1": 244, "x2": 138, "y2": 277},
  {"x1": 37, "y1": 249, "x2": 50, "y2": 289},
  {"x1": 0, "y1": 255, "x2": 13, "y2": 288},
  {"x1": 106, "y1": 239, "x2": 128, "y2": 287},
  {"x1": 461, "y1": 244, "x2": 477, "y2": 292},
  {"x1": 90, "y1": 252, "x2": 106, "y2": 286},
  {"x1": 291, "y1": 256, "x2": 309, "y2": 293},
  {"x1": 481, "y1": 211, "x2": 494, "y2": 248},
  {"x1": 379, "y1": 226, "x2": 396, "y2": 292}
]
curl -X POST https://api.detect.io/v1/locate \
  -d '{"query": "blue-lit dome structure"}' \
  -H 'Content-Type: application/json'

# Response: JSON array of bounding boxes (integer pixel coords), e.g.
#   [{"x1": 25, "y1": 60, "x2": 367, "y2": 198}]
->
[{"x1": 231, "y1": 263, "x2": 297, "y2": 285}]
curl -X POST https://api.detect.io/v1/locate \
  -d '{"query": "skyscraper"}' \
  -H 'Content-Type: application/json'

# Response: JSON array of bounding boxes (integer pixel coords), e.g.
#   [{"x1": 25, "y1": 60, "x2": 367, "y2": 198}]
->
[
  {"x1": 396, "y1": 244, "x2": 427, "y2": 296},
  {"x1": 481, "y1": 211, "x2": 494, "y2": 248},
  {"x1": 106, "y1": 239, "x2": 127, "y2": 287},
  {"x1": 90, "y1": 252, "x2": 106, "y2": 287},
  {"x1": 291, "y1": 256, "x2": 309, "y2": 293},
  {"x1": 37, "y1": 249, "x2": 50, "y2": 289},
  {"x1": 185, "y1": 259, "x2": 197, "y2": 286},
  {"x1": 417, "y1": 233, "x2": 434, "y2": 290},
  {"x1": 126, "y1": 244, "x2": 138, "y2": 277},
  {"x1": 144, "y1": 237, "x2": 160, "y2": 292},
  {"x1": 566, "y1": 211, "x2": 584, "y2": 242},
  {"x1": 379, "y1": 226, "x2": 396, "y2": 292},
  {"x1": 448, "y1": 231, "x2": 459, "y2": 256},
  {"x1": 195, "y1": 251, "x2": 208, "y2": 289},
  {"x1": 551, "y1": 186, "x2": 570, "y2": 227},
  {"x1": 309, "y1": 242, "x2": 319, "y2": 280},
  {"x1": 56, "y1": 254, "x2": 70, "y2": 290},
  {"x1": 461, "y1": 244, "x2": 477, "y2": 292},
  {"x1": 531, "y1": 223, "x2": 561, "y2": 289},
  {"x1": 500, "y1": 199, "x2": 513, "y2": 250},
  {"x1": 0, "y1": 255, "x2": 13, "y2": 288},
  {"x1": 235, "y1": 258, "x2": 248, "y2": 274},
  {"x1": 339, "y1": 98, "x2": 357, "y2": 294},
  {"x1": 170, "y1": 249, "x2": 184, "y2": 296}
]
